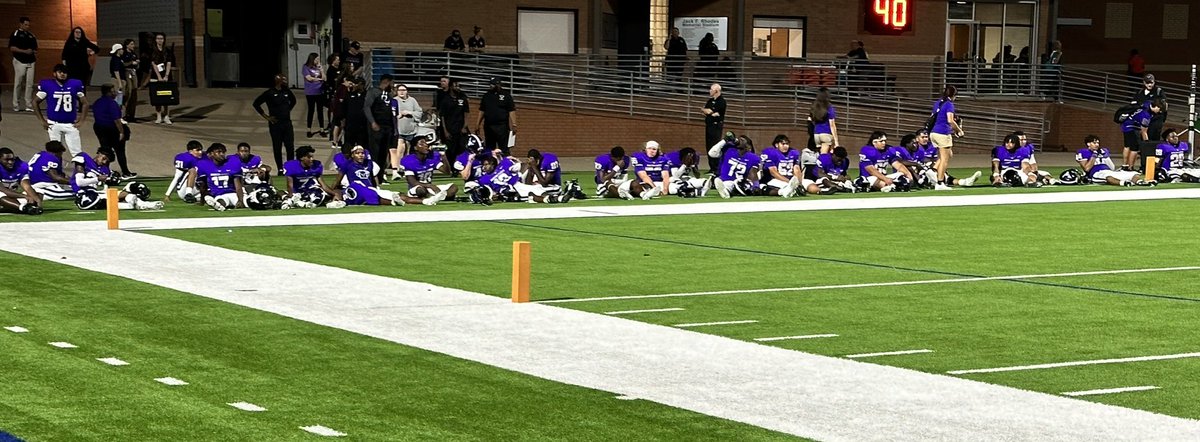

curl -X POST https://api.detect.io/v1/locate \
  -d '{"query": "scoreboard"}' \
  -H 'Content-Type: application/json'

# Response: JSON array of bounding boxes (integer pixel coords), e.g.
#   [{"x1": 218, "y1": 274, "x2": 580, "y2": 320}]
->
[{"x1": 864, "y1": 0, "x2": 913, "y2": 35}]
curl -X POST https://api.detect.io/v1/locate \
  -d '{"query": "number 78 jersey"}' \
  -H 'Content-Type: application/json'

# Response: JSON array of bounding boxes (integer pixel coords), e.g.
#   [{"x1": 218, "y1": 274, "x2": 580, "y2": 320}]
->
[{"x1": 37, "y1": 79, "x2": 86, "y2": 123}]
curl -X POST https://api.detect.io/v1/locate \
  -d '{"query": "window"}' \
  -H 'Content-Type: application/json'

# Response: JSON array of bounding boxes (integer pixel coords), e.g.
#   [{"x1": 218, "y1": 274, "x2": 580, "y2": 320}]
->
[
  {"x1": 1104, "y1": 3, "x2": 1132, "y2": 39},
  {"x1": 517, "y1": 9, "x2": 577, "y2": 54},
  {"x1": 1163, "y1": 4, "x2": 1189, "y2": 40},
  {"x1": 752, "y1": 17, "x2": 806, "y2": 58}
]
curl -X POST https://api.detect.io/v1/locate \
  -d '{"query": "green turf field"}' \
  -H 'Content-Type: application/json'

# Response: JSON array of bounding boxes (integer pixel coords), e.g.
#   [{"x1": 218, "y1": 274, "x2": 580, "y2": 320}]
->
[
  {"x1": 150, "y1": 198, "x2": 1200, "y2": 420},
  {"x1": 0, "y1": 168, "x2": 1163, "y2": 223},
  {"x1": 0, "y1": 250, "x2": 796, "y2": 441}
]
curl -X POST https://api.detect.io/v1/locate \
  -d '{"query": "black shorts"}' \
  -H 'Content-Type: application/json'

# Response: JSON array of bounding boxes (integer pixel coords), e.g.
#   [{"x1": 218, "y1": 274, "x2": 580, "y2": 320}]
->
[{"x1": 1123, "y1": 131, "x2": 1142, "y2": 149}]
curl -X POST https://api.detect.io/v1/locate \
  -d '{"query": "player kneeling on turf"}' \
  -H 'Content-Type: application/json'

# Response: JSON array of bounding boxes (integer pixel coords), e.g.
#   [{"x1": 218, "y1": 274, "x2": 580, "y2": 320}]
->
[
  {"x1": 1077, "y1": 135, "x2": 1140, "y2": 186},
  {"x1": 709, "y1": 135, "x2": 760, "y2": 198},
  {"x1": 281, "y1": 145, "x2": 344, "y2": 209},
  {"x1": 72, "y1": 147, "x2": 162, "y2": 211}
]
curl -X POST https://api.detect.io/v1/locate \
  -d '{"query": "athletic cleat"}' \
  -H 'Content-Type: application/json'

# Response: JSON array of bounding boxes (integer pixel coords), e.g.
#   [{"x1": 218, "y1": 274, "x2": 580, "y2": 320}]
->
[
  {"x1": 714, "y1": 178, "x2": 730, "y2": 199},
  {"x1": 641, "y1": 185, "x2": 661, "y2": 200},
  {"x1": 958, "y1": 171, "x2": 981, "y2": 187},
  {"x1": 204, "y1": 195, "x2": 227, "y2": 211},
  {"x1": 934, "y1": 183, "x2": 952, "y2": 191},
  {"x1": 1122, "y1": 180, "x2": 1134, "y2": 187},
  {"x1": 421, "y1": 194, "x2": 438, "y2": 206},
  {"x1": 326, "y1": 200, "x2": 346, "y2": 209},
  {"x1": 699, "y1": 176, "x2": 713, "y2": 197},
  {"x1": 880, "y1": 184, "x2": 895, "y2": 193}
]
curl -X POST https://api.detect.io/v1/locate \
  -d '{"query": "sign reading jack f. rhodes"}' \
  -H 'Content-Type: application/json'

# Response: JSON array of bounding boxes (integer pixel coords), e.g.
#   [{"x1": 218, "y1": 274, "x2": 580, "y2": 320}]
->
[{"x1": 674, "y1": 17, "x2": 729, "y2": 51}]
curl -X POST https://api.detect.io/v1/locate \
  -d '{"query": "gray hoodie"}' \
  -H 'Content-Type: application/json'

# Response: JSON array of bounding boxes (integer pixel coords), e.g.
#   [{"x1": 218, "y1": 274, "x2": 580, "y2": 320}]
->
[{"x1": 392, "y1": 96, "x2": 423, "y2": 136}]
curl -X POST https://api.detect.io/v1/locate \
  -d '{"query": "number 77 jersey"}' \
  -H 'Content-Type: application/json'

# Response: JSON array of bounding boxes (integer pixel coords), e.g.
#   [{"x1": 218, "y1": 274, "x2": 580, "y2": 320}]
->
[{"x1": 37, "y1": 78, "x2": 86, "y2": 123}]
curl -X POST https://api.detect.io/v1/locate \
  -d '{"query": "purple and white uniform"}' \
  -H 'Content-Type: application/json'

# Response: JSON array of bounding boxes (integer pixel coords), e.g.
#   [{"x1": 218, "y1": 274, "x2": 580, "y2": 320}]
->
[
  {"x1": 238, "y1": 154, "x2": 266, "y2": 187},
  {"x1": 400, "y1": 151, "x2": 452, "y2": 198},
  {"x1": 454, "y1": 151, "x2": 490, "y2": 182},
  {"x1": 36, "y1": 78, "x2": 87, "y2": 156},
  {"x1": 284, "y1": 159, "x2": 326, "y2": 195},
  {"x1": 27, "y1": 151, "x2": 73, "y2": 200},
  {"x1": 992, "y1": 146, "x2": 1031, "y2": 171},
  {"x1": 1075, "y1": 147, "x2": 1134, "y2": 183},
  {"x1": 0, "y1": 159, "x2": 30, "y2": 190},
  {"x1": 69, "y1": 152, "x2": 111, "y2": 193},
  {"x1": 717, "y1": 149, "x2": 760, "y2": 182},
  {"x1": 632, "y1": 151, "x2": 670, "y2": 182},
  {"x1": 196, "y1": 157, "x2": 243, "y2": 198},
  {"x1": 594, "y1": 154, "x2": 630, "y2": 184},
  {"x1": 532, "y1": 153, "x2": 562, "y2": 188},
  {"x1": 817, "y1": 153, "x2": 848, "y2": 177},
  {"x1": 760, "y1": 147, "x2": 801, "y2": 189}
]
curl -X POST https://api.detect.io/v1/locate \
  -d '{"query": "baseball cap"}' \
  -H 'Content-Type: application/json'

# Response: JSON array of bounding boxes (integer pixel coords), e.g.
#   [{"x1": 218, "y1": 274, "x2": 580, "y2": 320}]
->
[
  {"x1": 489, "y1": 77, "x2": 501, "y2": 85},
  {"x1": 350, "y1": 40, "x2": 361, "y2": 49},
  {"x1": 110, "y1": 43, "x2": 123, "y2": 54},
  {"x1": 1143, "y1": 73, "x2": 1156, "y2": 83}
]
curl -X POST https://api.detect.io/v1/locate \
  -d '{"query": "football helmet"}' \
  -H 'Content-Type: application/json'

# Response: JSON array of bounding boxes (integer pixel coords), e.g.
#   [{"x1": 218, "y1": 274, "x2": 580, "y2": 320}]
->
[
  {"x1": 74, "y1": 189, "x2": 104, "y2": 210},
  {"x1": 466, "y1": 134, "x2": 484, "y2": 153},
  {"x1": 123, "y1": 181, "x2": 151, "y2": 200},
  {"x1": 1058, "y1": 168, "x2": 1082, "y2": 185},
  {"x1": 246, "y1": 187, "x2": 280, "y2": 210}
]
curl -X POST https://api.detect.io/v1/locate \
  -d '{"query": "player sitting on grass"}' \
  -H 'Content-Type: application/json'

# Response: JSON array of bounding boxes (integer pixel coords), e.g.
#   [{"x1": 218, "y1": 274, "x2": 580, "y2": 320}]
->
[
  {"x1": 665, "y1": 147, "x2": 710, "y2": 198},
  {"x1": 236, "y1": 142, "x2": 272, "y2": 189},
  {"x1": 0, "y1": 147, "x2": 42, "y2": 214},
  {"x1": 164, "y1": 140, "x2": 204, "y2": 203},
  {"x1": 855, "y1": 131, "x2": 905, "y2": 193},
  {"x1": 624, "y1": 140, "x2": 672, "y2": 200},
  {"x1": 991, "y1": 134, "x2": 1040, "y2": 188},
  {"x1": 453, "y1": 134, "x2": 495, "y2": 184},
  {"x1": 709, "y1": 135, "x2": 760, "y2": 198},
  {"x1": 759, "y1": 134, "x2": 805, "y2": 198},
  {"x1": 281, "y1": 145, "x2": 345, "y2": 209},
  {"x1": 1156, "y1": 128, "x2": 1200, "y2": 183},
  {"x1": 26, "y1": 141, "x2": 75, "y2": 203},
  {"x1": 594, "y1": 145, "x2": 630, "y2": 198},
  {"x1": 902, "y1": 133, "x2": 980, "y2": 189},
  {"x1": 813, "y1": 146, "x2": 855, "y2": 194},
  {"x1": 1014, "y1": 131, "x2": 1055, "y2": 185},
  {"x1": 474, "y1": 155, "x2": 574, "y2": 204},
  {"x1": 1076, "y1": 135, "x2": 1139, "y2": 186},
  {"x1": 338, "y1": 145, "x2": 422, "y2": 206},
  {"x1": 71, "y1": 146, "x2": 162, "y2": 211},
  {"x1": 400, "y1": 137, "x2": 456, "y2": 205},
  {"x1": 196, "y1": 143, "x2": 245, "y2": 211}
]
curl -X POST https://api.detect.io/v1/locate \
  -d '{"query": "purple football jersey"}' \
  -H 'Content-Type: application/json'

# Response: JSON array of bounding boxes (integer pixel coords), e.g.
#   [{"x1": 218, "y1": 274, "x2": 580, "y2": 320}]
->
[
  {"x1": 1157, "y1": 142, "x2": 1190, "y2": 170},
  {"x1": 400, "y1": 151, "x2": 444, "y2": 186},
  {"x1": 70, "y1": 152, "x2": 111, "y2": 193},
  {"x1": 594, "y1": 154, "x2": 629, "y2": 184},
  {"x1": 195, "y1": 157, "x2": 243, "y2": 196},
  {"x1": 283, "y1": 159, "x2": 325, "y2": 191},
  {"x1": 760, "y1": 147, "x2": 800, "y2": 179},
  {"x1": 1075, "y1": 148, "x2": 1112, "y2": 177},
  {"x1": 992, "y1": 146, "x2": 1030, "y2": 170},
  {"x1": 37, "y1": 78, "x2": 86, "y2": 123},
  {"x1": 632, "y1": 151, "x2": 670, "y2": 182},
  {"x1": 718, "y1": 149, "x2": 760, "y2": 181},
  {"x1": 817, "y1": 153, "x2": 848, "y2": 177},
  {"x1": 27, "y1": 151, "x2": 64, "y2": 185},
  {"x1": 858, "y1": 146, "x2": 890, "y2": 177},
  {"x1": 174, "y1": 151, "x2": 201, "y2": 172},
  {"x1": 454, "y1": 151, "x2": 490, "y2": 181},
  {"x1": 0, "y1": 159, "x2": 30, "y2": 189},
  {"x1": 341, "y1": 157, "x2": 377, "y2": 187},
  {"x1": 534, "y1": 153, "x2": 562, "y2": 186}
]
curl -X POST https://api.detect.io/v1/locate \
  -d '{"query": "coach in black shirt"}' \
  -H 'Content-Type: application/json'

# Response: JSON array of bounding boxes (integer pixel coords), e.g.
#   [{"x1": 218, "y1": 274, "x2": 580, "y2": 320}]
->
[
  {"x1": 9, "y1": 16, "x2": 37, "y2": 112},
  {"x1": 438, "y1": 78, "x2": 470, "y2": 164},
  {"x1": 702, "y1": 83, "x2": 726, "y2": 173},
  {"x1": 252, "y1": 73, "x2": 297, "y2": 171},
  {"x1": 364, "y1": 74, "x2": 395, "y2": 176},
  {"x1": 477, "y1": 77, "x2": 516, "y2": 156}
]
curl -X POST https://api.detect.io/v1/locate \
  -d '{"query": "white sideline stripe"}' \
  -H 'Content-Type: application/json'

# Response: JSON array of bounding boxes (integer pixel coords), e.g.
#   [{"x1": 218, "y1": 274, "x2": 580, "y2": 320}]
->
[
  {"x1": 227, "y1": 402, "x2": 267, "y2": 412},
  {"x1": 5, "y1": 326, "x2": 29, "y2": 333},
  {"x1": 614, "y1": 395, "x2": 639, "y2": 400},
  {"x1": 604, "y1": 307, "x2": 685, "y2": 315},
  {"x1": 540, "y1": 266, "x2": 1200, "y2": 303},
  {"x1": 154, "y1": 377, "x2": 189, "y2": 386},
  {"x1": 674, "y1": 320, "x2": 758, "y2": 328},
  {"x1": 948, "y1": 352, "x2": 1200, "y2": 375},
  {"x1": 48, "y1": 341, "x2": 77, "y2": 348},
  {"x1": 97, "y1": 357, "x2": 129, "y2": 366},
  {"x1": 847, "y1": 349, "x2": 934, "y2": 358},
  {"x1": 11, "y1": 229, "x2": 1200, "y2": 439},
  {"x1": 755, "y1": 334, "x2": 839, "y2": 342},
  {"x1": 1062, "y1": 386, "x2": 1160, "y2": 397},
  {"x1": 300, "y1": 425, "x2": 347, "y2": 437},
  {"x1": 9, "y1": 187, "x2": 1200, "y2": 232}
]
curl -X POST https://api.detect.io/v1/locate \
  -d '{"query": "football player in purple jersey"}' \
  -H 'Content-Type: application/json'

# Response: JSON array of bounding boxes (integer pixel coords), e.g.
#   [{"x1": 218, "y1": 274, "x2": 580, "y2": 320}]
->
[
  {"x1": 1156, "y1": 128, "x2": 1200, "y2": 182},
  {"x1": 0, "y1": 147, "x2": 41, "y2": 214},
  {"x1": 70, "y1": 146, "x2": 162, "y2": 211},
  {"x1": 854, "y1": 131, "x2": 905, "y2": 192},
  {"x1": 195, "y1": 143, "x2": 245, "y2": 211},
  {"x1": 664, "y1": 147, "x2": 710, "y2": 198},
  {"x1": 281, "y1": 145, "x2": 344, "y2": 209},
  {"x1": 624, "y1": 140, "x2": 672, "y2": 200},
  {"x1": 164, "y1": 140, "x2": 204, "y2": 203},
  {"x1": 26, "y1": 140, "x2": 73, "y2": 202},
  {"x1": 759, "y1": 134, "x2": 805, "y2": 197},
  {"x1": 474, "y1": 155, "x2": 573, "y2": 204},
  {"x1": 991, "y1": 134, "x2": 1039, "y2": 187},
  {"x1": 34, "y1": 64, "x2": 88, "y2": 156},
  {"x1": 399, "y1": 137, "x2": 457, "y2": 204},
  {"x1": 708, "y1": 134, "x2": 760, "y2": 198},
  {"x1": 1076, "y1": 135, "x2": 1140, "y2": 186},
  {"x1": 594, "y1": 145, "x2": 630, "y2": 198}
]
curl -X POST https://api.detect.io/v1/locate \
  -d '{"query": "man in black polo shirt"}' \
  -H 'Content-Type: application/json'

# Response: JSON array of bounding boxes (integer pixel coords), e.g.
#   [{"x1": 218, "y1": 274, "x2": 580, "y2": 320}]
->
[
  {"x1": 438, "y1": 78, "x2": 469, "y2": 168},
  {"x1": 476, "y1": 77, "x2": 516, "y2": 156},
  {"x1": 664, "y1": 27, "x2": 687, "y2": 80},
  {"x1": 364, "y1": 74, "x2": 395, "y2": 178},
  {"x1": 252, "y1": 73, "x2": 297, "y2": 173},
  {"x1": 702, "y1": 83, "x2": 726, "y2": 173},
  {"x1": 9, "y1": 16, "x2": 38, "y2": 112}
]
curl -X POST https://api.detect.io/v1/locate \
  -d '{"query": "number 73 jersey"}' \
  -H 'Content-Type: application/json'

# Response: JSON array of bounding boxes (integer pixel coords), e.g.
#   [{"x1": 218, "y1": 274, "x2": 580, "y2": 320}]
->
[{"x1": 37, "y1": 79, "x2": 86, "y2": 123}]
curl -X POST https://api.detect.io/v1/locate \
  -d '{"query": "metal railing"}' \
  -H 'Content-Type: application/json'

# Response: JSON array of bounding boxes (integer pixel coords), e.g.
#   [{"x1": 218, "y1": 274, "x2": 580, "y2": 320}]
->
[{"x1": 365, "y1": 50, "x2": 1195, "y2": 149}]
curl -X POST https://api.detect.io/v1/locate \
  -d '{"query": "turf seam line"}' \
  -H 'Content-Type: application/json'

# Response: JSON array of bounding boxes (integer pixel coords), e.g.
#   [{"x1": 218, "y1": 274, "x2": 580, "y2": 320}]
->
[
  {"x1": 494, "y1": 221, "x2": 1199, "y2": 304},
  {"x1": 673, "y1": 320, "x2": 759, "y2": 328},
  {"x1": 846, "y1": 349, "x2": 934, "y2": 358},
  {"x1": 755, "y1": 334, "x2": 839, "y2": 342},
  {"x1": 604, "y1": 308, "x2": 685, "y2": 315},
  {"x1": 948, "y1": 352, "x2": 1200, "y2": 374}
]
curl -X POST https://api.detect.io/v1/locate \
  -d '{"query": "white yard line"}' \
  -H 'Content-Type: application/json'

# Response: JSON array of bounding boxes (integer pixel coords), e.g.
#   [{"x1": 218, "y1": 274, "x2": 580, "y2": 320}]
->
[
  {"x1": 48, "y1": 341, "x2": 78, "y2": 348},
  {"x1": 673, "y1": 320, "x2": 758, "y2": 328},
  {"x1": 603, "y1": 308, "x2": 685, "y2": 315},
  {"x1": 5, "y1": 190, "x2": 1200, "y2": 439},
  {"x1": 1062, "y1": 386, "x2": 1160, "y2": 397},
  {"x1": 154, "y1": 377, "x2": 189, "y2": 386},
  {"x1": 847, "y1": 349, "x2": 934, "y2": 359},
  {"x1": 300, "y1": 425, "x2": 347, "y2": 437},
  {"x1": 948, "y1": 352, "x2": 1200, "y2": 375},
  {"x1": 227, "y1": 402, "x2": 267, "y2": 412},
  {"x1": 540, "y1": 266, "x2": 1200, "y2": 303},
  {"x1": 4, "y1": 326, "x2": 28, "y2": 333},
  {"x1": 7, "y1": 187, "x2": 1200, "y2": 232},
  {"x1": 755, "y1": 334, "x2": 839, "y2": 342},
  {"x1": 97, "y1": 357, "x2": 129, "y2": 366}
]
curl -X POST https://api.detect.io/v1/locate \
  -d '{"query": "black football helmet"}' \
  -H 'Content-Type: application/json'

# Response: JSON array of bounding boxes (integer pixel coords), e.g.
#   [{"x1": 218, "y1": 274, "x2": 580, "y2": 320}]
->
[
  {"x1": 1058, "y1": 169, "x2": 1082, "y2": 185},
  {"x1": 123, "y1": 181, "x2": 151, "y2": 200}
]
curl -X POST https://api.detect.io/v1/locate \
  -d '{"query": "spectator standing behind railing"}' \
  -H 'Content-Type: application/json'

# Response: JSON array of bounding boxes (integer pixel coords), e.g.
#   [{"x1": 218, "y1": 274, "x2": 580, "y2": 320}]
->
[
  {"x1": 844, "y1": 40, "x2": 868, "y2": 60},
  {"x1": 444, "y1": 29, "x2": 465, "y2": 52},
  {"x1": 664, "y1": 27, "x2": 688, "y2": 80},
  {"x1": 701, "y1": 83, "x2": 726, "y2": 174},
  {"x1": 322, "y1": 54, "x2": 341, "y2": 139},
  {"x1": 697, "y1": 33, "x2": 718, "y2": 79},
  {"x1": 1040, "y1": 40, "x2": 1062, "y2": 99},
  {"x1": 468, "y1": 27, "x2": 486, "y2": 53}
]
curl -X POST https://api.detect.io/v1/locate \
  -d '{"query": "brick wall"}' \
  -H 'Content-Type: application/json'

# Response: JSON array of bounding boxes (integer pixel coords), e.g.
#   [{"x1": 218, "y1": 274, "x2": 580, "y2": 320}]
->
[
  {"x1": 1045, "y1": 105, "x2": 1125, "y2": 153},
  {"x1": 0, "y1": 0, "x2": 98, "y2": 82},
  {"x1": 1057, "y1": 0, "x2": 1200, "y2": 82}
]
